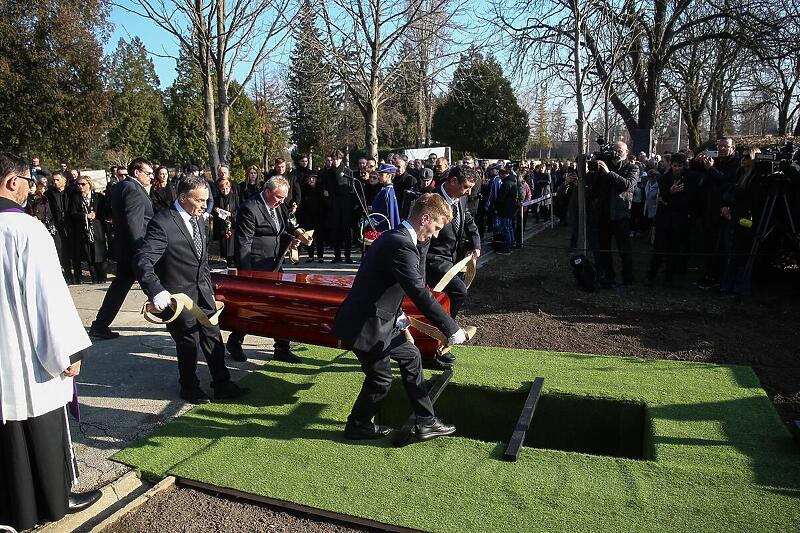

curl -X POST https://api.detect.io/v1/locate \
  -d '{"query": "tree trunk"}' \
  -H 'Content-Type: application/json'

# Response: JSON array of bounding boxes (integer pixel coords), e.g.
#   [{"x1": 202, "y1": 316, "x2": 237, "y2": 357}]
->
[
  {"x1": 215, "y1": 0, "x2": 230, "y2": 166},
  {"x1": 364, "y1": 103, "x2": 379, "y2": 160},
  {"x1": 573, "y1": 2, "x2": 588, "y2": 257},
  {"x1": 201, "y1": 64, "x2": 220, "y2": 171}
]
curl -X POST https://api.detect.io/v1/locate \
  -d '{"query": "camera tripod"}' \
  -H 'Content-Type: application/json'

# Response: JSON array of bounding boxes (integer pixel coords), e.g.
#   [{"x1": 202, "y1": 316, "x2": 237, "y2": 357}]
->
[{"x1": 743, "y1": 177, "x2": 799, "y2": 280}]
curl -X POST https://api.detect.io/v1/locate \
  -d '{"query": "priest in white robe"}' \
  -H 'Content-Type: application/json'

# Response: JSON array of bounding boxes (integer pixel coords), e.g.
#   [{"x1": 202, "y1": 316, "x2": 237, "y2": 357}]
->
[{"x1": 0, "y1": 152, "x2": 101, "y2": 531}]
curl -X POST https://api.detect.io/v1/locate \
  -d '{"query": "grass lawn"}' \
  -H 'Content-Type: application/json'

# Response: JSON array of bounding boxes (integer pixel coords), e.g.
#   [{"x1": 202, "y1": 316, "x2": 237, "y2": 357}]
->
[{"x1": 114, "y1": 345, "x2": 800, "y2": 532}]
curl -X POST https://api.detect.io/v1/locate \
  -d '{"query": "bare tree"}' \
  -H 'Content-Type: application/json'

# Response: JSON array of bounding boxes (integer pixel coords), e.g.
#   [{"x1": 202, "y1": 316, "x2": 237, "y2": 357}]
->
[
  {"x1": 490, "y1": 0, "x2": 615, "y2": 263},
  {"x1": 579, "y1": 0, "x2": 775, "y2": 154},
  {"x1": 120, "y1": 0, "x2": 294, "y2": 170},
  {"x1": 319, "y1": 0, "x2": 465, "y2": 159}
]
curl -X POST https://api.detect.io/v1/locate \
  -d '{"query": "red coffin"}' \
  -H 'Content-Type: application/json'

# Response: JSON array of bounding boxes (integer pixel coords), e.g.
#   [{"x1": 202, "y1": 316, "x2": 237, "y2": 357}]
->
[{"x1": 211, "y1": 270, "x2": 449, "y2": 359}]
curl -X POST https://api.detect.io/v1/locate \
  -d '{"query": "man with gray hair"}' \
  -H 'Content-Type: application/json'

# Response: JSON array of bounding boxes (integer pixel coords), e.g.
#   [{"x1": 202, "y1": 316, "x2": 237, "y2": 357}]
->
[
  {"x1": 136, "y1": 175, "x2": 249, "y2": 404},
  {"x1": 228, "y1": 176, "x2": 301, "y2": 363}
]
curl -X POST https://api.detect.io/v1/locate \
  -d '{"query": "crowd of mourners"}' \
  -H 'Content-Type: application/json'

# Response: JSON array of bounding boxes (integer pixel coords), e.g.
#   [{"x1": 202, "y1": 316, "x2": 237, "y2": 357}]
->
[
  {"x1": 560, "y1": 137, "x2": 771, "y2": 295},
  {"x1": 25, "y1": 137, "x2": 773, "y2": 297},
  {"x1": 24, "y1": 151, "x2": 568, "y2": 279}
]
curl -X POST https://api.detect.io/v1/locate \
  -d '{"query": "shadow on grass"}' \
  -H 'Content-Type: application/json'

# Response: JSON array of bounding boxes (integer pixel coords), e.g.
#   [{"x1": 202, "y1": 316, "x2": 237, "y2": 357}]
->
[{"x1": 650, "y1": 391, "x2": 800, "y2": 494}]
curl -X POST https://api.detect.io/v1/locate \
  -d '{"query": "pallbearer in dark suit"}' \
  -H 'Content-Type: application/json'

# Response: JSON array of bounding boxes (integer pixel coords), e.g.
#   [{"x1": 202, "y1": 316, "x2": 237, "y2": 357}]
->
[
  {"x1": 135, "y1": 176, "x2": 249, "y2": 404},
  {"x1": 228, "y1": 176, "x2": 301, "y2": 363},
  {"x1": 426, "y1": 166, "x2": 481, "y2": 320},
  {"x1": 333, "y1": 193, "x2": 468, "y2": 441},
  {"x1": 89, "y1": 158, "x2": 154, "y2": 339}
]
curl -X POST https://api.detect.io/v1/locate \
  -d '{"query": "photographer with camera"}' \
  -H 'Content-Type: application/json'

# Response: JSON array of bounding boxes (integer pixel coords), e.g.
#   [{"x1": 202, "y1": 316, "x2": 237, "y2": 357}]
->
[
  {"x1": 586, "y1": 141, "x2": 639, "y2": 287},
  {"x1": 694, "y1": 138, "x2": 740, "y2": 289}
]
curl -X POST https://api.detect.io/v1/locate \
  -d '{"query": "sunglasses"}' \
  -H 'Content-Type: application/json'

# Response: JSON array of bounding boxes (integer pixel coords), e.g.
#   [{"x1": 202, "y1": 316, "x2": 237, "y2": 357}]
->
[{"x1": 16, "y1": 175, "x2": 35, "y2": 185}]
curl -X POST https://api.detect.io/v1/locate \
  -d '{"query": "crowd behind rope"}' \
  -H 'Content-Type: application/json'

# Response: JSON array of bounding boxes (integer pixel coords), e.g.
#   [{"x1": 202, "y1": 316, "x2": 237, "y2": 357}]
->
[{"x1": 24, "y1": 138, "x2": 774, "y2": 296}]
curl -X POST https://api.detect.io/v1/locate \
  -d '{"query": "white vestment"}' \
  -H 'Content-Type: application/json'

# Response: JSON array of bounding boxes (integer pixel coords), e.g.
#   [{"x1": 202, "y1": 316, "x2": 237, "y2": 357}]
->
[{"x1": 0, "y1": 209, "x2": 92, "y2": 423}]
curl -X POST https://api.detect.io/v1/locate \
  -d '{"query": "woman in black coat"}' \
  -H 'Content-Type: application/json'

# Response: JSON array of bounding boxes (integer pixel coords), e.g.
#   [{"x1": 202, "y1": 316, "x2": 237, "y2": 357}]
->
[
  {"x1": 69, "y1": 176, "x2": 108, "y2": 283},
  {"x1": 213, "y1": 178, "x2": 240, "y2": 266},
  {"x1": 150, "y1": 166, "x2": 176, "y2": 211}
]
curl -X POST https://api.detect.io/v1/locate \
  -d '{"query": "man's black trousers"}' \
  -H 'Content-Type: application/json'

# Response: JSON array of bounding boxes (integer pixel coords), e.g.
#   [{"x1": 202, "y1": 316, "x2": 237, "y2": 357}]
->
[{"x1": 349, "y1": 333, "x2": 435, "y2": 427}]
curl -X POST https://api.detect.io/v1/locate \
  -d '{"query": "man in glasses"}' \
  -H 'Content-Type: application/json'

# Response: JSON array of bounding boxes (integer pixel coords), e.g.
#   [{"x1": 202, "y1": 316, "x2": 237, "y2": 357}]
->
[{"x1": 89, "y1": 158, "x2": 154, "y2": 339}]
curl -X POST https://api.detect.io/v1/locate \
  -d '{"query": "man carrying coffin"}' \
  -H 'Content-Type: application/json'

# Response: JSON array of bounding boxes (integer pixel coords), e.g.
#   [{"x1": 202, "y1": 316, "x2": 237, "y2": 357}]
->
[
  {"x1": 333, "y1": 193, "x2": 468, "y2": 441},
  {"x1": 228, "y1": 176, "x2": 302, "y2": 363},
  {"x1": 135, "y1": 175, "x2": 249, "y2": 404},
  {"x1": 0, "y1": 152, "x2": 101, "y2": 531}
]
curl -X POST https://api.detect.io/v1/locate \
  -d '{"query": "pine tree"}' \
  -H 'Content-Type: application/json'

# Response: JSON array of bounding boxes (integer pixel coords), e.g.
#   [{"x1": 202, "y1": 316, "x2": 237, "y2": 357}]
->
[
  {"x1": 107, "y1": 37, "x2": 170, "y2": 163},
  {"x1": 286, "y1": 0, "x2": 337, "y2": 157},
  {"x1": 431, "y1": 51, "x2": 529, "y2": 158},
  {"x1": 164, "y1": 49, "x2": 208, "y2": 167},
  {"x1": 229, "y1": 81, "x2": 265, "y2": 173},
  {"x1": 533, "y1": 85, "x2": 551, "y2": 158}
]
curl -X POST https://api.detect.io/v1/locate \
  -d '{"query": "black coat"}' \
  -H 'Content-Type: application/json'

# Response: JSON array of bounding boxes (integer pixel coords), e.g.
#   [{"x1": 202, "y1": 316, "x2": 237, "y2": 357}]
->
[
  {"x1": 108, "y1": 179, "x2": 154, "y2": 266},
  {"x1": 426, "y1": 183, "x2": 481, "y2": 282},
  {"x1": 234, "y1": 194, "x2": 297, "y2": 271},
  {"x1": 68, "y1": 191, "x2": 108, "y2": 262},
  {"x1": 44, "y1": 187, "x2": 71, "y2": 239},
  {"x1": 239, "y1": 180, "x2": 261, "y2": 202},
  {"x1": 135, "y1": 207, "x2": 215, "y2": 310},
  {"x1": 297, "y1": 181, "x2": 325, "y2": 230},
  {"x1": 150, "y1": 184, "x2": 176, "y2": 212},
  {"x1": 213, "y1": 189, "x2": 240, "y2": 258},
  {"x1": 333, "y1": 225, "x2": 459, "y2": 354}
]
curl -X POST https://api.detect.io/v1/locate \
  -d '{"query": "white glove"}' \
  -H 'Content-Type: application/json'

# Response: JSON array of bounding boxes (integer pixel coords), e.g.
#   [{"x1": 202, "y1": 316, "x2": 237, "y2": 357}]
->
[
  {"x1": 152, "y1": 291, "x2": 172, "y2": 312},
  {"x1": 447, "y1": 328, "x2": 467, "y2": 346},
  {"x1": 396, "y1": 312, "x2": 410, "y2": 331}
]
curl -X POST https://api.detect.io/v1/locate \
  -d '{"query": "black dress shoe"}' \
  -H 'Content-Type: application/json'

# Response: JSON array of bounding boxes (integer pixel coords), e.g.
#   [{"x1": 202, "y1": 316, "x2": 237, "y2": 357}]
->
[
  {"x1": 226, "y1": 338, "x2": 247, "y2": 362},
  {"x1": 273, "y1": 350, "x2": 301, "y2": 363},
  {"x1": 344, "y1": 423, "x2": 391, "y2": 440},
  {"x1": 68, "y1": 489, "x2": 102, "y2": 513},
  {"x1": 416, "y1": 418, "x2": 456, "y2": 441},
  {"x1": 213, "y1": 382, "x2": 250, "y2": 400},
  {"x1": 88, "y1": 326, "x2": 120, "y2": 340},
  {"x1": 438, "y1": 352, "x2": 456, "y2": 363},
  {"x1": 179, "y1": 387, "x2": 211, "y2": 404}
]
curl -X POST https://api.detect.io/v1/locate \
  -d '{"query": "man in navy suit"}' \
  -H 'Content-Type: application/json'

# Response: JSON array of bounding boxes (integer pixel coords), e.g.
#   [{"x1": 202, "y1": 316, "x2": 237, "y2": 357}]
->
[
  {"x1": 333, "y1": 193, "x2": 468, "y2": 441},
  {"x1": 135, "y1": 176, "x2": 248, "y2": 404},
  {"x1": 89, "y1": 158, "x2": 154, "y2": 339},
  {"x1": 227, "y1": 176, "x2": 301, "y2": 363}
]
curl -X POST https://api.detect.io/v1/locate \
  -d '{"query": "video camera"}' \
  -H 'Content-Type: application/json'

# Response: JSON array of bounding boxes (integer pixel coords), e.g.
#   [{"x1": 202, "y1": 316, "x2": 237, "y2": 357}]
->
[
  {"x1": 587, "y1": 138, "x2": 617, "y2": 172},
  {"x1": 753, "y1": 142, "x2": 800, "y2": 182}
]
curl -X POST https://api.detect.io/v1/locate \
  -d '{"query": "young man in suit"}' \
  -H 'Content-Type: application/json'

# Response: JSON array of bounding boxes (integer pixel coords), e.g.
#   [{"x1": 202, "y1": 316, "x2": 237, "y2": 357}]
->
[
  {"x1": 89, "y1": 158, "x2": 155, "y2": 339},
  {"x1": 135, "y1": 176, "x2": 249, "y2": 404},
  {"x1": 333, "y1": 193, "x2": 468, "y2": 441},
  {"x1": 228, "y1": 176, "x2": 301, "y2": 363}
]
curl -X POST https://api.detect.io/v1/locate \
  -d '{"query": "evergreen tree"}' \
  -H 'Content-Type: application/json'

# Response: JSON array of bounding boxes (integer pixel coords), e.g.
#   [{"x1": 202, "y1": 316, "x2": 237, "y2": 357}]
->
[
  {"x1": 107, "y1": 37, "x2": 170, "y2": 163},
  {"x1": 532, "y1": 85, "x2": 551, "y2": 158},
  {"x1": 286, "y1": 0, "x2": 337, "y2": 157},
  {"x1": 229, "y1": 80, "x2": 265, "y2": 173},
  {"x1": 0, "y1": 0, "x2": 110, "y2": 163},
  {"x1": 431, "y1": 51, "x2": 529, "y2": 159},
  {"x1": 164, "y1": 49, "x2": 208, "y2": 167}
]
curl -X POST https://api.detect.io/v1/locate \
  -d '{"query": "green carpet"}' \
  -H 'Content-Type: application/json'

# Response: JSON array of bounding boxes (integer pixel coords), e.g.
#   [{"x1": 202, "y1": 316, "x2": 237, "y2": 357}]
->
[{"x1": 114, "y1": 346, "x2": 800, "y2": 532}]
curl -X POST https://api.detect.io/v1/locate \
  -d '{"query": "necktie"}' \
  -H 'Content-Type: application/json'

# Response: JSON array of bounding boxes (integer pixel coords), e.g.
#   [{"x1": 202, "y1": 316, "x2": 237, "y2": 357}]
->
[
  {"x1": 452, "y1": 200, "x2": 461, "y2": 234},
  {"x1": 190, "y1": 216, "x2": 202, "y2": 258},
  {"x1": 269, "y1": 207, "x2": 280, "y2": 229}
]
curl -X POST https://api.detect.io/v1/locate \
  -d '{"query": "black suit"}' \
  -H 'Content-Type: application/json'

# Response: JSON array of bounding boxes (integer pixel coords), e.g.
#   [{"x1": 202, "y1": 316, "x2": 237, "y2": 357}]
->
[
  {"x1": 135, "y1": 207, "x2": 231, "y2": 389},
  {"x1": 425, "y1": 183, "x2": 481, "y2": 318},
  {"x1": 44, "y1": 186, "x2": 72, "y2": 280},
  {"x1": 92, "y1": 179, "x2": 154, "y2": 330},
  {"x1": 333, "y1": 225, "x2": 459, "y2": 427},
  {"x1": 234, "y1": 193, "x2": 296, "y2": 271},
  {"x1": 230, "y1": 193, "x2": 297, "y2": 354}
]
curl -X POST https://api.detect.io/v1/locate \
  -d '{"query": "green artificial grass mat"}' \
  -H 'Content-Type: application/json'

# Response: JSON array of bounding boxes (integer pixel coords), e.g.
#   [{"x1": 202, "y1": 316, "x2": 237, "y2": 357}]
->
[{"x1": 114, "y1": 346, "x2": 800, "y2": 532}]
